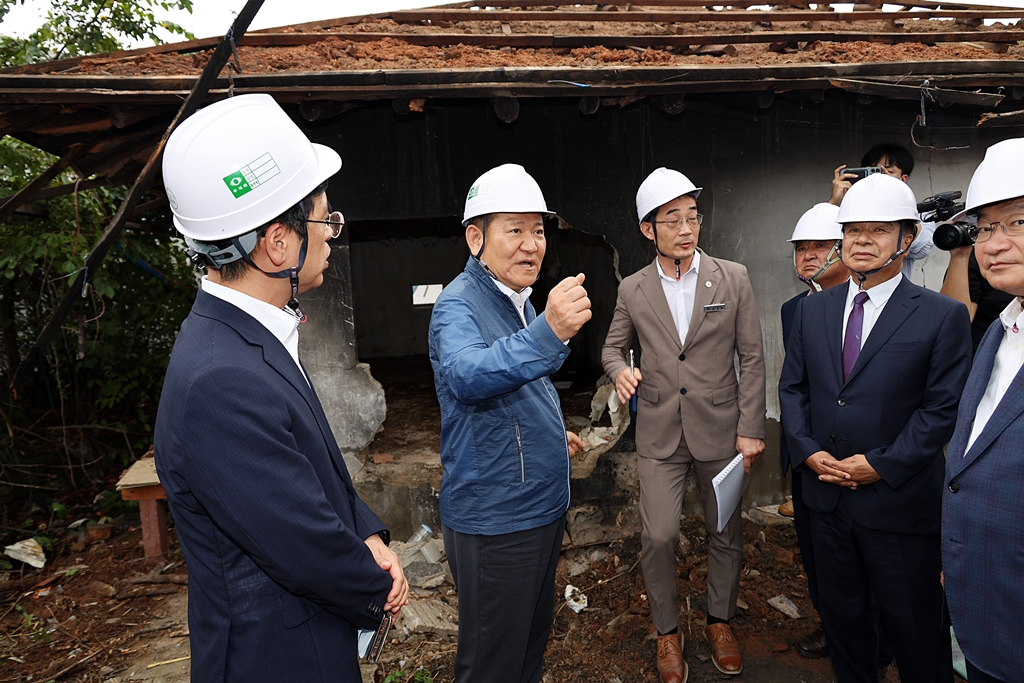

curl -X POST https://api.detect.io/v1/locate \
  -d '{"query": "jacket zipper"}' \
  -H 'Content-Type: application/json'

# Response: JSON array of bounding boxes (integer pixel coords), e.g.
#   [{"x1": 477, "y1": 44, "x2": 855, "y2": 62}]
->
[{"x1": 514, "y1": 422, "x2": 525, "y2": 482}]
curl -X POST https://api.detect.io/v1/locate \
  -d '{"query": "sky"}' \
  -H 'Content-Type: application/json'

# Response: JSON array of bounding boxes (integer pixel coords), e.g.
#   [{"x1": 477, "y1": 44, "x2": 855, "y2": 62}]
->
[
  {"x1": 2, "y1": 0, "x2": 1023, "y2": 45},
  {"x1": 0, "y1": 1, "x2": 442, "y2": 42}
]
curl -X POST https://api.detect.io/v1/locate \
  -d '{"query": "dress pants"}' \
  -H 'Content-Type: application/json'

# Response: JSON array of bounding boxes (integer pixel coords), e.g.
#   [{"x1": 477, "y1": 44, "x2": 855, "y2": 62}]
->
[
  {"x1": 637, "y1": 438, "x2": 744, "y2": 633},
  {"x1": 790, "y1": 468, "x2": 819, "y2": 611},
  {"x1": 441, "y1": 516, "x2": 565, "y2": 683},
  {"x1": 809, "y1": 502, "x2": 952, "y2": 683},
  {"x1": 967, "y1": 659, "x2": 1012, "y2": 683}
]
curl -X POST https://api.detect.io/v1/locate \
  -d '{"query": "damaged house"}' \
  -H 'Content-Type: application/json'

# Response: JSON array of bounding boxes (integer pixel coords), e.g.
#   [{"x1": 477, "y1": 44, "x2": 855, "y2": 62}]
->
[{"x1": 3, "y1": 1, "x2": 1024, "y2": 537}]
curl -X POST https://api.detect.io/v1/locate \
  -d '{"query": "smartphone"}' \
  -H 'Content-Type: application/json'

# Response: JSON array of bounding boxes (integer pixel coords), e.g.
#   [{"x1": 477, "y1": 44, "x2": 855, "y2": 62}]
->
[
  {"x1": 844, "y1": 166, "x2": 883, "y2": 183},
  {"x1": 358, "y1": 612, "x2": 393, "y2": 663}
]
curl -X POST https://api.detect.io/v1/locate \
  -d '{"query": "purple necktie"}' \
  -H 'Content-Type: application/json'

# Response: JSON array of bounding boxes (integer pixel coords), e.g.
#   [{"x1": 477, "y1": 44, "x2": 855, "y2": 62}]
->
[{"x1": 843, "y1": 291, "x2": 869, "y2": 382}]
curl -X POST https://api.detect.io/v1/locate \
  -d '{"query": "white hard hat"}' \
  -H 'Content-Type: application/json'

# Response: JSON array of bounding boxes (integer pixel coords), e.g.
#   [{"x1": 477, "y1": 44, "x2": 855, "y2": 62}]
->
[
  {"x1": 789, "y1": 203, "x2": 842, "y2": 242},
  {"x1": 163, "y1": 93, "x2": 342, "y2": 241},
  {"x1": 951, "y1": 137, "x2": 1024, "y2": 223},
  {"x1": 635, "y1": 167, "x2": 702, "y2": 225},
  {"x1": 462, "y1": 164, "x2": 553, "y2": 225},
  {"x1": 837, "y1": 173, "x2": 919, "y2": 224}
]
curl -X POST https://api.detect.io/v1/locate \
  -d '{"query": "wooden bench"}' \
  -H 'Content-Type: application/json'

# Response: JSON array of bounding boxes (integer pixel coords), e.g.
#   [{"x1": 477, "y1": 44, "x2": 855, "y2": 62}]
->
[{"x1": 116, "y1": 453, "x2": 169, "y2": 565}]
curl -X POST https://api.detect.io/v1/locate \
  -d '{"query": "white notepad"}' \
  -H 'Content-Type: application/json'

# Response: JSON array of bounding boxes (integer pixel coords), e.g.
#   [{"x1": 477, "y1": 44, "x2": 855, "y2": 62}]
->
[{"x1": 711, "y1": 453, "x2": 746, "y2": 534}]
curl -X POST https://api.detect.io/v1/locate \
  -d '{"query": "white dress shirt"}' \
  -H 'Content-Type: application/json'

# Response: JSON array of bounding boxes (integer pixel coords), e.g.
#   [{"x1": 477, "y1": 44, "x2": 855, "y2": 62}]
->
[
  {"x1": 656, "y1": 250, "x2": 701, "y2": 346},
  {"x1": 966, "y1": 297, "x2": 1024, "y2": 452},
  {"x1": 841, "y1": 273, "x2": 903, "y2": 350},
  {"x1": 492, "y1": 278, "x2": 533, "y2": 328},
  {"x1": 201, "y1": 277, "x2": 308, "y2": 385}
]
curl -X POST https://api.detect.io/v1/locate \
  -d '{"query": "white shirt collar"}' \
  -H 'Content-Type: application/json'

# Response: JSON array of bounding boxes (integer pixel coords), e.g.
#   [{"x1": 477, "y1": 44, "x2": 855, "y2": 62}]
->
[
  {"x1": 998, "y1": 297, "x2": 1024, "y2": 331},
  {"x1": 846, "y1": 272, "x2": 902, "y2": 306},
  {"x1": 655, "y1": 249, "x2": 701, "y2": 282},
  {"x1": 490, "y1": 276, "x2": 532, "y2": 326},
  {"x1": 201, "y1": 277, "x2": 307, "y2": 383}
]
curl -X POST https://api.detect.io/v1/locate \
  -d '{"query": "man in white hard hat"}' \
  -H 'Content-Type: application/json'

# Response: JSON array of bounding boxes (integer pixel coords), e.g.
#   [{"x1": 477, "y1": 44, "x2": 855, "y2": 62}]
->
[
  {"x1": 428, "y1": 164, "x2": 591, "y2": 683},
  {"x1": 154, "y1": 94, "x2": 408, "y2": 683},
  {"x1": 778, "y1": 202, "x2": 849, "y2": 660},
  {"x1": 942, "y1": 137, "x2": 1024, "y2": 683},
  {"x1": 779, "y1": 172, "x2": 971, "y2": 683},
  {"x1": 829, "y1": 142, "x2": 935, "y2": 278},
  {"x1": 602, "y1": 168, "x2": 767, "y2": 680}
]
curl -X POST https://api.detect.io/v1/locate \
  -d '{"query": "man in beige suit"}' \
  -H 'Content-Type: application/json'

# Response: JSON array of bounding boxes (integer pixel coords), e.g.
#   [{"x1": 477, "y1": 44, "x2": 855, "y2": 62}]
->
[{"x1": 602, "y1": 168, "x2": 766, "y2": 682}]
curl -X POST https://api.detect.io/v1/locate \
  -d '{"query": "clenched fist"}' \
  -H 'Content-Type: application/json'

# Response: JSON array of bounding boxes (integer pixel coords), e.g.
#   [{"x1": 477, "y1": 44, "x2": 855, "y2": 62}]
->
[{"x1": 546, "y1": 273, "x2": 591, "y2": 342}]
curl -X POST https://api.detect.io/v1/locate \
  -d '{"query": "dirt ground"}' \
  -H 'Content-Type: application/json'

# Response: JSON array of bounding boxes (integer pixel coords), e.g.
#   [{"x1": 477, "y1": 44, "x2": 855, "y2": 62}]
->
[{"x1": 1, "y1": 514, "x2": 935, "y2": 683}]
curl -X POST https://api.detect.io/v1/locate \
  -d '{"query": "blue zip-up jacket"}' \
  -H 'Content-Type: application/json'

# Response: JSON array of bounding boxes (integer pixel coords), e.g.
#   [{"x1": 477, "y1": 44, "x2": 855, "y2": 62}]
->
[{"x1": 428, "y1": 257, "x2": 572, "y2": 535}]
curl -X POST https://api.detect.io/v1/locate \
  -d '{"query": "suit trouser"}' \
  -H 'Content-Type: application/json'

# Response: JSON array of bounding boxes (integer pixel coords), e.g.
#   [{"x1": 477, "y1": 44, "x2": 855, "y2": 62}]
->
[
  {"x1": 809, "y1": 503, "x2": 952, "y2": 683},
  {"x1": 637, "y1": 438, "x2": 744, "y2": 633},
  {"x1": 967, "y1": 659, "x2": 1011, "y2": 683},
  {"x1": 442, "y1": 516, "x2": 565, "y2": 683},
  {"x1": 790, "y1": 467, "x2": 820, "y2": 612}
]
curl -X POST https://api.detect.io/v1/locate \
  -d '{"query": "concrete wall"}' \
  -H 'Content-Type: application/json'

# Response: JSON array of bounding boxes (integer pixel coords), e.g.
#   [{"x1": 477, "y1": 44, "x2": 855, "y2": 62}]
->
[{"x1": 295, "y1": 92, "x2": 1020, "y2": 506}]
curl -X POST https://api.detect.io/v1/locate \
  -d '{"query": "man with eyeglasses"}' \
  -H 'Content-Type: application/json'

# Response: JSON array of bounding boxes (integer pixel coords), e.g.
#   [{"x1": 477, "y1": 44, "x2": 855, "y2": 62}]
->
[
  {"x1": 779, "y1": 173, "x2": 970, "y2": 683},
  {"x1": 942, "y1": 137, "x2": 1024, "y2": 683},
  {"x1": 154, "y1": 95, "x2": 407, "y2": 683},
  {"x1": 602, "y1": 167, "x2": 766, "y2": 681}
]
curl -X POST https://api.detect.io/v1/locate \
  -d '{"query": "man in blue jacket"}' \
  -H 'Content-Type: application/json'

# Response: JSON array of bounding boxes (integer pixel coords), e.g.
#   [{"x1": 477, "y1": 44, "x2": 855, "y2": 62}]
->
[
  {"x1": 155, "y1": 94, "x2": 408, "y2": 683},
  {"x1": 942, "y1": 137, "x2": 1024, "y2": 683},
  {"x1": 429, "y1": 164, "x2": 591, "y2": 683}
]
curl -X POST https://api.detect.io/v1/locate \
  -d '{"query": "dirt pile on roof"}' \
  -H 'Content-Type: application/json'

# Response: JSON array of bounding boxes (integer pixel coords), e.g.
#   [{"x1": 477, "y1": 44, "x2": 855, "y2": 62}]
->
[{"x1": 68, "y1": 33, "x2": 1022, "y2": 76}]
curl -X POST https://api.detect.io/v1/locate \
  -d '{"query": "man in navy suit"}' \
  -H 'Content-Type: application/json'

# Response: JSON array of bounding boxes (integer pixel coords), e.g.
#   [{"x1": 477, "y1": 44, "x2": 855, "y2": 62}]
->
[
  {"x1": 943, "y1": 137, "x2": 1024, "y2": 683},
  {"x1": 779, "y1": 202, "x2": 849, "y2": 659},
  {"x1": 779, "y1": 173, "x2": 971, "y2": 683},
  {"x1": 154, "y1": 94, "x2": 408, "y2": 683}
]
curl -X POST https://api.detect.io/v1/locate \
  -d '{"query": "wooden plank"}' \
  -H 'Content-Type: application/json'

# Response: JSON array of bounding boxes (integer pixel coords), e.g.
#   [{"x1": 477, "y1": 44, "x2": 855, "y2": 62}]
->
[
  {"x1": 233, "y1": 30, "x2": 1024, "y2": 48},
  {"x1": 829, "y1": 77, "x2": 1005, "y2": 105},
  {"x1": 120, "y1": 484, "x2": 167, "y2": 501},
  {"x1": 471, "y1": 0, "x2": 1018, "y2": 8},
  {"x1": 390, "y1": 8, "x2": 1024, "y2": 22},
  {"x1": 0, "y1": 144, "x2": 87, "y2": 224},
  {"x1": 138, "y1": 498, "x2": 170, "y2": 565}
]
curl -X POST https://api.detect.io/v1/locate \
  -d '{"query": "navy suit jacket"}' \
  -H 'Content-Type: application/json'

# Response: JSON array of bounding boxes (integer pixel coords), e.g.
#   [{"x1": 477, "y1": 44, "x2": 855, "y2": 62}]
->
[
  {"x1": 779, "y1": 290, "x2": 807, "y2": 474},
  {"x1": 778, "y1": 277, "x2": 971, "y2": 535},
  {"x1": 154, "y1": 290, "x2": 392, "y2": 683},
  {"x1": 943, "y1": 319, "x2": 1024, "y2": 680}
]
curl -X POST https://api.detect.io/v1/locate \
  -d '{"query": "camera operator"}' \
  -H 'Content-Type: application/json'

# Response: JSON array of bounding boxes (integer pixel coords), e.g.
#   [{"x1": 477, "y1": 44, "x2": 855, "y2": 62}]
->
[
  {"x1": 829, "y1": 142, "x2": 935, "y2": 278},
  {"x1": 939, "y1": 246, "x2": 1013, "y2": 354}
]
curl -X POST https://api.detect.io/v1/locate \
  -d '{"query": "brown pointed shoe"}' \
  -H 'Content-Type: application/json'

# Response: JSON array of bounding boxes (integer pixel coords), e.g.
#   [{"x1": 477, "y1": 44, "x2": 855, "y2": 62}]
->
[
  {"x1": 705, "y1": 623, "x2": 743, "y2": 675},
  {"x1": 778, "y1": 499, "x2": 795, "y2": 517},
  {"x1": 656, "y1": 632, "x2": 688, "y2": 683}
]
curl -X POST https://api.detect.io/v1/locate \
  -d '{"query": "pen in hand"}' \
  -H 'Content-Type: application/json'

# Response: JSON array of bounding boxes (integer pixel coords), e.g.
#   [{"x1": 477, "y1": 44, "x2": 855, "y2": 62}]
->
[{"x1": 629, "y1": 349, "x2": 638, "y2": 413}]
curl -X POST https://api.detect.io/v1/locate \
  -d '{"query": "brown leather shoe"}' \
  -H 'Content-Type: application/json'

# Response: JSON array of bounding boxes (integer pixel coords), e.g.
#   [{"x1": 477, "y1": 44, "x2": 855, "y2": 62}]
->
[
  {"x1": 656, "y1": 632, "x2": 688, "y2": 683},
  {"x1": 795, "y1": 626, "x2": 828, "y2": 659},
  {"x1": 704, "y1": 623, "x2": 743, "y2": 675},
  {"x1": 778, "y1": 499, "x2": 795, "y2": 517}
]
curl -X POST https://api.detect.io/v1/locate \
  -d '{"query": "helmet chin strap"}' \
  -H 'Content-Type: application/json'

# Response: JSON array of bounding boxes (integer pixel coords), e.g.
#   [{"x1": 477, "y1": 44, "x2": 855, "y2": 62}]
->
[
  {"x1": 841, "y1": 224, "x2": 912, "y2": 289},
  {"x1": 471, "y1": 215, "x2": 505, "y2": 285},
  {"x1": 652, "y1": 223, "x2": 681, "y2": 279},
  {"x1": 795, "y1": 241, "x2": 842, "y2": 293},
  {"x1": 238, "y1": 233, "x2": 310, "y2": 322}
]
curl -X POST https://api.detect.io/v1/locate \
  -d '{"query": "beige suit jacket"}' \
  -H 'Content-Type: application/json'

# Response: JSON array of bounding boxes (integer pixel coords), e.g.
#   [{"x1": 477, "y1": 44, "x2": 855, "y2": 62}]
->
[{"x1": 601, "y1": 250, "x2": 766, "y2": 461}]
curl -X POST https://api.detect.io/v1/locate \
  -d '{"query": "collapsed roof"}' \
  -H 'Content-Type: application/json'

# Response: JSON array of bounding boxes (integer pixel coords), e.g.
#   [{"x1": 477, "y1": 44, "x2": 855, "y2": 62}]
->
[{"x1": 2, "y1": 1, "x2": 1023, "y2": 191}]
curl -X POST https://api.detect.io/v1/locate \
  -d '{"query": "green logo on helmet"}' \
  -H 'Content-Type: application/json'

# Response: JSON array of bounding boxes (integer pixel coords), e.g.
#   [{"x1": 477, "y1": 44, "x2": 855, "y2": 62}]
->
[
  {"x1": 467, "y1": 184, "x2": 479, "y2": 201},
  {"x1": 223, "y1": 153, "x2": 281, "y2": 199}
]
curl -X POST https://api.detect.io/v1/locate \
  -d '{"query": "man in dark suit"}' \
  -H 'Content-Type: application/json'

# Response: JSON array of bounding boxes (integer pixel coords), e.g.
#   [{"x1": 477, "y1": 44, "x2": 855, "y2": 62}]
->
[
  {"x1": 779, "y1": 173, "x2": 971, "y2": 683},
  {"x1": 779, "y1": 202, "x2": 849, "y2": 659},
  {"x1": 942, "y1": 137, "x2": 1024, "y2": 683},
  {"x1": 155, "y1": 94, "x2": 408, "y2": 683}
]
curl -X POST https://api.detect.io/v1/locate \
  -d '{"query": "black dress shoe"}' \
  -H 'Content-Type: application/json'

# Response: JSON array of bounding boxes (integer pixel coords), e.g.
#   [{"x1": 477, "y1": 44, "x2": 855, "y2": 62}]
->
[{"x1": 795, "y1": 627, "x2": 829, "y2": 659}]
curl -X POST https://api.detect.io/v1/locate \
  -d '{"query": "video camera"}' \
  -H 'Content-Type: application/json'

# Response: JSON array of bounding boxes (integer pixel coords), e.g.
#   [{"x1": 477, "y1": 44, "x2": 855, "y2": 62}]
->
[{"x1": 921, "y1": 191, "x2": 973, "y2": 251}]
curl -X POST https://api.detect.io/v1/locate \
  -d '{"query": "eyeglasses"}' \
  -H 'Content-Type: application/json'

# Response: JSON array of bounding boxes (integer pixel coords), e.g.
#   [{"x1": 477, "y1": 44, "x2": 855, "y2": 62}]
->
[
  {"x1": 654, "y1": 214, "x2": 703, "y2": 231},
  {"x1": 971, "y1": 214, "x2": 1024, "y2": 244},
  {"x1": 308, "y1": 210, "x2": 345, "y2": 239}
]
